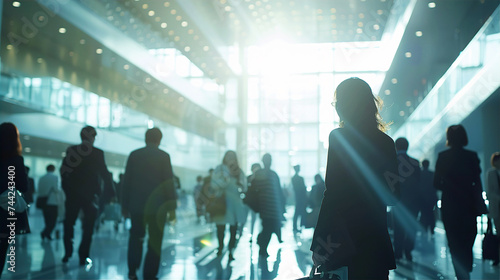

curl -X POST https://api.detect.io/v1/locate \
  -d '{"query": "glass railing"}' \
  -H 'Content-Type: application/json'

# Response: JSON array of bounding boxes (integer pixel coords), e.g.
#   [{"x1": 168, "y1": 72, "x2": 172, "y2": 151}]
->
[
  {"x1": 0, "y1": 74, "x2": 223, "y2": 169},
  {"x1": 392, "y1": 5, "x2": 500, "y2": 158}
]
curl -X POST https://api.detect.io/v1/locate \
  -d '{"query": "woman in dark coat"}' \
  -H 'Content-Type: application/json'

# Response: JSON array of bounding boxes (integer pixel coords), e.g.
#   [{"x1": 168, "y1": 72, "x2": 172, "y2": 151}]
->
[
  {"x1": 311, "y1": 78, "x2": 399, "y2": 279},
  {"x1": 434, "y1": 125, "x2": 483, "y2": 280},
  {"x1": 0, "y1": 123, "x2": 29, "y2": 278}
]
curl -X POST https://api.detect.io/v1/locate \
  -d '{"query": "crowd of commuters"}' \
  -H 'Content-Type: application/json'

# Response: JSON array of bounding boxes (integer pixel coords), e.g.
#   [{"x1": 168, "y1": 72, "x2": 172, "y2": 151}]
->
[{"x1": 1, "y1": 78, "x2": 499, "y2": 280}]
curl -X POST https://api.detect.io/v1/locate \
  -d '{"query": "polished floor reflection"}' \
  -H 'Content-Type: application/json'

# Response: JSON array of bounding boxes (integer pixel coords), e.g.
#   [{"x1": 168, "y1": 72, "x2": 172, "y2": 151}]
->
[{"x1": 4, "y1": 205, "x2": 500, "y2": 280}]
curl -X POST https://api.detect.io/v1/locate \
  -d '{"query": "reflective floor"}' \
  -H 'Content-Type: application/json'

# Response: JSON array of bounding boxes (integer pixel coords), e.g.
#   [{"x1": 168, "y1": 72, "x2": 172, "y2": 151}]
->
[{"x1": 3, "y1": 204, "x2": 500, "y2": 280}]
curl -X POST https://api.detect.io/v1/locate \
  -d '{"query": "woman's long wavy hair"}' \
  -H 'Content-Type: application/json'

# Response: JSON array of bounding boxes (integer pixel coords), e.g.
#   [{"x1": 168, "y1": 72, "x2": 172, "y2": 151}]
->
[
  {"x1": 334, "y1": 77, "x2": 390, "y2": 132},
  {"x1": 0, "y1": 122, "x2": 22, "y2": 159}
]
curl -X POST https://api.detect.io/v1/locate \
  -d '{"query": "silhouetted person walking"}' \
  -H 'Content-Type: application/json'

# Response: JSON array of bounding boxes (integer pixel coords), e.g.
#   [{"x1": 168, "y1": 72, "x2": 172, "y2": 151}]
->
[
  {"x1": 122, "y1": 128, "x2": 177, "y2": 280},
  {"x1": 311, "y1": 78, "x2": 398, "y2": 279},
  {"x1": 24, "y1": 166, "x2": 35, "y2": 211},
  {"x1": 252, "y1": 153, "x2": 285, "y2": 257},
  {"x1": 211, "y1": 150, "x2": 247, "y2": 260},
  {"x1": 194, "y1": 175, "x2": 204, "y2": 223},
  {"x1": 0, "y1": 123, "x2": 29, "y2": 278},
  {"x1": 393, "y1": 137, "x2": 421, "y2": 262},
  {"x1": 291, "y1": 165, "x2": 307, "y2": 233},
  {"x1": 434, "y1": 124, "x2": 483, "y2": 280},
  {"x1": 419, "y1": 159, "x2": 437, "y2": 236},
  {"x1": 246, "y1": 163, "x2": 261, "y2": 242},
  {"x1": 310, "y1": 174, "x2": 325, "y2": 210},
  {"x1": 486, "y1": 152, "x2": 500, "y2": 265},
  {"x1": 38, "y1": 164, "x2": 59, "y2": 241},
  {"x1": 60, "y1": 126, "x2": 114, "y2": 266}
]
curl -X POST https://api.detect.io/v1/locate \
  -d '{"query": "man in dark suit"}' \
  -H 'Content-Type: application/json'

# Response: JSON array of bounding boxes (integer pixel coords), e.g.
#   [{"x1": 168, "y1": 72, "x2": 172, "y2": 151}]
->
[
  {"x1": 60, "y1": 126, "x2": 114, "y2": 265},
  {"x1": 122, "y1": 128, "x2": 177, "y2": 280},
  {"x1": 291, "y1": 164, "x2": 307, "y2": 233},
  {"x1": 419, "y1": 159, "x2": 437, "y2": 236},
  {"x1": 393, "y1": 137, "x2": 421, "y2": 262},
  {"x1": 251, "y1": 153, "x2": 285, "y2": 257}
]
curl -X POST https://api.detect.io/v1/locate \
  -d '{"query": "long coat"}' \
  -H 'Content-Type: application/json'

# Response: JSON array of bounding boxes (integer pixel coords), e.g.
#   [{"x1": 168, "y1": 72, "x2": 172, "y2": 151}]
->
[
  {"x1": 486, "y1": 168, "x2": 500, "y2": 221},
  {"x1": 434, "y1": 147, "x2": 482, "y2": 275},
  {"x1": 311, "y1": 127, "x2": 399, "y2": 272},
  {"x1": 211, "y1": 164, "x2": 247, "y2": 225}
]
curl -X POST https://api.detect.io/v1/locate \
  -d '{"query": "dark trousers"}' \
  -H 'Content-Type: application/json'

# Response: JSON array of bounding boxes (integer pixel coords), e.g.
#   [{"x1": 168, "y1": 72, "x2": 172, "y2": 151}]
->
[
  {"x1": 216, "y1": 224, "x2": 237, "y2": 251},
  {"x1": 42, "y1": 205, "x2": 58, "y2": 238},
  {"x1": 420, "y1": 204, "x2": 436, "y2": 234},
  {"x1": 443, "y1": 214, "x2": 476, "y2": 280},
  {"x1": 293, "y1": 206, "x2": 305, "y2": 231},
  {"x1": 63, "y1": 196, "x2": 98, "y2": 260},
  {"x1": 257, "y1": 218, "x2": 281, "y2": 255},
  {"x1": 393, "y1": 205, "x2": 419, "y2": 260},
  {"x1": 128, "y1": 212, "x2": 166, "y2": 280}
]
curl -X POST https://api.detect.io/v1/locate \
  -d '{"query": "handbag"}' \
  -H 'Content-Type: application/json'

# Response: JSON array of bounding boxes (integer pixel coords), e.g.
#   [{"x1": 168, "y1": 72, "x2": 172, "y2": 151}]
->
[
  {"x1": 243, "y1": 185, "x2": 260, "y2": 213},
  {"x1": 0, "y1": 189, "x2": 28, "y2": 213},
  {"x1": 296, "y1": 265, "x2": 347, "y2": 280},
  {"x1": 482, "y1": 217, "x2": 499, "y2": 262},
  {"x1": 206, "y1": 193, "x2": 226, "y2": 216}
]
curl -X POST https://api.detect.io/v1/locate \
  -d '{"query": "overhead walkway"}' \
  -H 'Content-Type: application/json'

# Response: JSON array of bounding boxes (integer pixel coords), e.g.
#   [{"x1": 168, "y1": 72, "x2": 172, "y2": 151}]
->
[{"x1": 391, "y1": 5, "x2": 500, "y2": 159}]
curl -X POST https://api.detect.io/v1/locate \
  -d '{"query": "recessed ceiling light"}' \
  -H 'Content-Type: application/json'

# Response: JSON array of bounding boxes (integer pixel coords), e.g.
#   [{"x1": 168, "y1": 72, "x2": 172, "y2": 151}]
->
[
  {"x1": 405, "y1": 52, "x2": 412, "y2": 58},
  {"x1": 373, "y1": 24, "x2": 380, "y2": 30},
  {"x1": 148, "y1": 10, "x2": 155, "y2": 16},
  {"x1": 184, "y1": 46, "x2": 190, "y2": 52},
  {"x1": 170, "y1": 9, "x2": 176, "y2": 15},
  {"x1": 80, "y1": 39, "x2": 86, "y2": 44},
  {"x1": 203, "y1": 46, "x2": 210, "y2": 51},
  {"x1": 225, "y1": 6, "x2": 231, "y2": 12},
  {"x1": 181, "y1": 21, "x2": 188, "y2": 27},
  {"x1": 96, "y1": 48, "x2": 103, "y2": 54},
  {"x1": 142, "y1": 4, "x2": 148, "y2": 9},
  {"x1": 428, "y1": 2, "x2": 436, "y2": 8},
  {"x1": 25, "y1": 147, "x2": 31, "y2": 153},
  {"x1": 37, "y1": 58, "x2": 43, "y2": 63},
  {"x1": 406, "y1": 101, "x2": 412, "y2": 107},
  {"x1": 399, "y1": 111, "x2": 405, "y2": 116},
  {"x1": 161, "y1": 22, "x2": 167, "y2": 28},
  {"x1": 6, "y1": 44, "x2": 13, "y2": 50},
  {"x1": 391, "y1": 78, "x2": 398, "y2": 84},
  {"x1": 12, "y1": 1, "x2": 21, "y2": 7},
  {"x1": 384, "y1": 89, "x2": 391, "y2": 95},
  {"x1": 59, "y1": 27, "x2": 66, "y2": 33},
  {"x1": 415, "y1": 31, "x2": 423, "y2": 37},
  {"x1": 123, "y1": 64, "x2": 130, "y2": 70}
]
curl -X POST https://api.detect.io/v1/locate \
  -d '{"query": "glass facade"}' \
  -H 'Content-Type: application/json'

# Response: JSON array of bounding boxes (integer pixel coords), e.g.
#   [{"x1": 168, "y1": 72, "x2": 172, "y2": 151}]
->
[
  {"x1": 0, "y1": 73, "x2": 223, "y2": 172},
  {"x1": 245, "y1": 42, "x2": 388, "y2": 186}
]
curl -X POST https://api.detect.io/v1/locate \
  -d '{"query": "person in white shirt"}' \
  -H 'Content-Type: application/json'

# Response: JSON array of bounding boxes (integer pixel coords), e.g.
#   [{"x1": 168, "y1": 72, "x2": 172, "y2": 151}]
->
[{"x1": 38, "y1": 164, "x2": 60, "y2": 240}]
